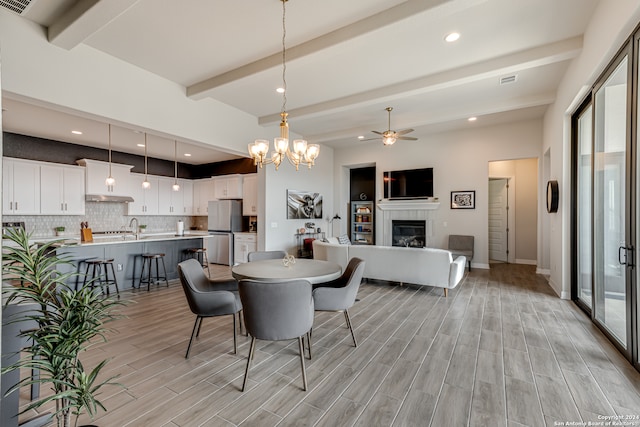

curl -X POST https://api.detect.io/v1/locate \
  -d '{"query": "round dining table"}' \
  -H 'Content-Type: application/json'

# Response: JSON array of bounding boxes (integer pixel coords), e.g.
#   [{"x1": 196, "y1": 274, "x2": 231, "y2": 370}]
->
[{"x1": 231, "y1": 258, "x2": 341, "y2": 285}]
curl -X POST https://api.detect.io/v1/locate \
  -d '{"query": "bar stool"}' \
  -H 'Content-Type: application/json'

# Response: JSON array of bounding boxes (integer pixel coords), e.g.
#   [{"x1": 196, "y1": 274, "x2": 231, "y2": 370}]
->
[
  {"x1": 139, "y1": 253, "x2": 169, "y2": 291},
  {"x1": 185, "y1": 247, "x2": 210, "y2": 277},
  {"x1": 83, "y1": 258, "x2": 120, "y2": 298}
]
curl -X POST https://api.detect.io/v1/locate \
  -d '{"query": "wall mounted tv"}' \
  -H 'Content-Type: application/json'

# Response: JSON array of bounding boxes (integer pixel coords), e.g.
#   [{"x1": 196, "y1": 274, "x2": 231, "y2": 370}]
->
[{"x1": 383, "y1": 167, "x2": 433, "y2": 199}]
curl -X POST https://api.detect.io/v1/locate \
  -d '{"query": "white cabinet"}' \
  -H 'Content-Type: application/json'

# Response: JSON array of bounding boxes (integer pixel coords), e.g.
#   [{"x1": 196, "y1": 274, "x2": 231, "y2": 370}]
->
[
  {"x1": 234, "y1": 233, "x2": 257, "y2": 264},
  {"x1": 213, "y1": 174, "x2": 243, "y2": 199},
  {"x1": 3, "y1": 158, "x2": 41, "y2": 215},
  {"x1": 127, "y1": 174, "x2": 159, "y2": 215},
  {"x1": 181, "y1": 180, "x2": 194, "y2": 215},
  {"x1": 193, "y1": 178, "x2": 215, "y2": 216},
  {"x1": 40, "y1": 164, "x2": 85, "y2": 215},
  {"x1": 242, "y1": 174, "x2": 258, "y2": 216},
  {"x1": 157, "y1": 176, "x2": 185, "y2": 215},
  {"x1": 77, "y1": 159, "x2": 133, "y2": 197}
]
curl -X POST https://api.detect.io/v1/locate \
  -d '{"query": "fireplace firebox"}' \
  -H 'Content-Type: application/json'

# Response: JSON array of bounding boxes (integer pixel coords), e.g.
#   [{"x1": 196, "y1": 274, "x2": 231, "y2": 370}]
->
[{"x1": 392, "y1": 220, "x2": 426, "y2": 248}]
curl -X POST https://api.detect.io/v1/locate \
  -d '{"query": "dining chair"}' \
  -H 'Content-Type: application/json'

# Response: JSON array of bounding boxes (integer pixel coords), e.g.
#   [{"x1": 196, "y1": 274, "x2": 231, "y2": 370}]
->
[
  {"x1": 238, "y1": 279, "x2": 314, "y2": 391},
  {"x1": 178, "y1": 259, "x2": 242, "y2": 358},
  {"x1": 247, "y1": 250, "x2": 287, "y2": 262},
  {"x1": 312, "y1": 257, "x2": 365, "y2": 349}
]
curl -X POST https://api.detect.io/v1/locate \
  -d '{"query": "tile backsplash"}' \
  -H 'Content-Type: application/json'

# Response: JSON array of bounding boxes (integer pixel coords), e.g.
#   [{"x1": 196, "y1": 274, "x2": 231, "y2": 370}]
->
[{"x1": 4, "y1": 202, "x2": 206, "y2": 238}]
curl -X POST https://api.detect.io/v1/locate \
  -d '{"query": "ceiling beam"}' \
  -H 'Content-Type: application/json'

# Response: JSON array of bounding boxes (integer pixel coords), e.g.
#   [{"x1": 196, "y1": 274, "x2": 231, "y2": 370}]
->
[
  {"x1": 258, "y1": 36, "x2": 583, "y2": 126},
  {"x1": 185, "y1": 0, "x2": 472, "y2": 100},
  {"x1": 48, "y1": 0, "x2": 141, "y2": 50}
]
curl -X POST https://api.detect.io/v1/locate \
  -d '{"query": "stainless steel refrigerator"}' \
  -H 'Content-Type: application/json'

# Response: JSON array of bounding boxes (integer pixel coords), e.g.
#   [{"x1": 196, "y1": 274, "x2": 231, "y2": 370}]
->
[{"x1": 207, "y1": 200, "x2": 242, "y2": 265}]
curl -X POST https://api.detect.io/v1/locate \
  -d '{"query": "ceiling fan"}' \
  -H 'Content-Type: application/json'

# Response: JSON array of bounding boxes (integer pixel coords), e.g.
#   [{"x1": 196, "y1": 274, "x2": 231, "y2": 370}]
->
[{"x1": 362, "y1": 107, "x2": 417, "y2": 145}]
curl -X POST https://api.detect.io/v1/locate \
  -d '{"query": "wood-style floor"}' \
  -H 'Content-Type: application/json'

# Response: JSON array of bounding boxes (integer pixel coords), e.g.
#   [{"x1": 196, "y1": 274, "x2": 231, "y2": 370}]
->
[{"x1": 20, "y1": 263, "x2": 640, "y2": 426}]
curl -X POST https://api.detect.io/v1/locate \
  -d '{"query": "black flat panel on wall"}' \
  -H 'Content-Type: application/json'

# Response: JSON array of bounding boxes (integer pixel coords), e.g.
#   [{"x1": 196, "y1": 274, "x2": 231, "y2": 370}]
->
[
  {"x1": 350, "y1": 166, "x2": 375, "y2": 201},
  {"x1": 2, "y1": 132, "x2": 256, "y2": 179}
]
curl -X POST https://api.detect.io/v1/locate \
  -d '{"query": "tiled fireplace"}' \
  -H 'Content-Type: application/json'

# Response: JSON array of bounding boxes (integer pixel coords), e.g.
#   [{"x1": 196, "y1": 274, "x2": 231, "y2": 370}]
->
[{"x1": 377, "y1": 199, "x2": 440, "y2": 247}]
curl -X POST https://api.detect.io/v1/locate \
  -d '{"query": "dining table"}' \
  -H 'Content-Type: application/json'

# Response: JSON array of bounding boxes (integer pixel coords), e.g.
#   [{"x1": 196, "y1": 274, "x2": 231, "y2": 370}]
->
[{"x1": 231, "y1": 258, "x2": 341, "y2": 285}]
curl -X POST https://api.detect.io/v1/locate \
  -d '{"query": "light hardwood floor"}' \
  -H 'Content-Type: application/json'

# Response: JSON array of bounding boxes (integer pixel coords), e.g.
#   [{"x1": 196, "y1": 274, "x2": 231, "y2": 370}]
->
[{"x1": 20, "y1": 263, "x2": 640, "y2": 426}]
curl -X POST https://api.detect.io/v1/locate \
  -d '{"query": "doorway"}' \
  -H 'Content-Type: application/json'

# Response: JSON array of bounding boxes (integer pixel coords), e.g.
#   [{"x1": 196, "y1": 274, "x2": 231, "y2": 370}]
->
[{"x1": 489, "y1": 178, "x2": 509, "y2": 262}]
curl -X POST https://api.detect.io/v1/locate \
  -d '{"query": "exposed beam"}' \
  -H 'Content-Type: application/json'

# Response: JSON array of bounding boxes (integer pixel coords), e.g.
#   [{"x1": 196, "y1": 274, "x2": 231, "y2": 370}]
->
[
  {"x1": 186, "y1": 0, "x2": 467, "y2": 100},
  {"x1": 48, "y1": 0, "x2": 140, "y2": 50},
  {"x1": 259, "y1": 36, "x2": 583, "y2": 126}
]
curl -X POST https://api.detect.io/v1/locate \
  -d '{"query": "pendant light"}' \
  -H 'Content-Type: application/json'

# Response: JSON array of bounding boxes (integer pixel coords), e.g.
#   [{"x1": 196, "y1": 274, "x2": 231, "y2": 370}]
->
[
  {"x1": 142, "y1": 133, "x2": 151, "y2": 189},
  {"x1": 105, "y1": 124, "x2": 115, "y2": 186},
  {"x1": 172, "y1": 140, "x2": 180, "y2": 192}
]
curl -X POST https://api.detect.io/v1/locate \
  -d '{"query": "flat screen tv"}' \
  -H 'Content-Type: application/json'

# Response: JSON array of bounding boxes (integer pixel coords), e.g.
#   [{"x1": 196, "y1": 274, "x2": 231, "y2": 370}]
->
[{"x1": 383, "y1": 167, "x2": 433, "y2": 199}]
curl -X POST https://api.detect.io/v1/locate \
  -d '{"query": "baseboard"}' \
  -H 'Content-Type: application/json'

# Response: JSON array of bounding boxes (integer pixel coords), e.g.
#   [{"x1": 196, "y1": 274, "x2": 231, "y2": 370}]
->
[
  {"x1": 472, "y1": 262, "x2": 490, "y2": 270},
  {"x1": 536, "y1": 267, "x2": 550, "y2": 275},
  {"x1": 515, "y1": 259, "x2": 537, "y2": 265},
  {"x1": 547, "y1": 276, "x2": 568, "y2": 299}
]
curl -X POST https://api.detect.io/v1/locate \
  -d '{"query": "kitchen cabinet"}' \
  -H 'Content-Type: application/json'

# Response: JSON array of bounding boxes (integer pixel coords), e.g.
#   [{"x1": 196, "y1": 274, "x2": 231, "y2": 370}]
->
[
  {"x1": 181, "y1": 179, "x2": 194, "y2": 215},
  {"x1": 157, "y1": 176, "x2": 186, "y2": 215},
  {"x1": 242, "y1": 174, "x2": 258, "y2": 216},
  {"x1": 2, "y1": 158, "x2": 40, "y2": 215},
  {"x1": 234, "y1": 233, "x2": 257, "y2": 264},
  {"x1": 77, "y1": 158, "x2": 134, "y2": 197},
  {"x1": 213, "y1": 174, "x2": 243, "y2": 199},
  {"x1": 40, "y1": 164, "x2": 85, "y2": 215},
  {"x1": 193, "y1": 178, "x2": 215, "y2": 216},
  {"x1": 127, "y1": 173, "x2": 159, "y2": 215}
]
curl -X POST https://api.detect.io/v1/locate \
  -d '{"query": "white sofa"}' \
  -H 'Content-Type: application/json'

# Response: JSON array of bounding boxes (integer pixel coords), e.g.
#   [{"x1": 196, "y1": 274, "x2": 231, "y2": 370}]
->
[{"x1": 312, "y1": 240, "x2": 466, "y2": 296}]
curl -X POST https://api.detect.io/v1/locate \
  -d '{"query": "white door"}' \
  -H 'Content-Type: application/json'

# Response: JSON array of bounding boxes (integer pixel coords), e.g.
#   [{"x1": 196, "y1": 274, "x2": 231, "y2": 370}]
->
[{"x1": 489, "y1": 178, "x2": 508, "y2": 262}]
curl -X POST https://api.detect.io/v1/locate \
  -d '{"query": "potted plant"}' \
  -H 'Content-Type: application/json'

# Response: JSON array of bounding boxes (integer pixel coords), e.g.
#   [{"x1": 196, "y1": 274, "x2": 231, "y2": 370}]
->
[
  {"x1": 55, "y1": 226, "x2": 65, "y2": 236},
  {"x1": 1, "y1": 227, "x2": 124, "y2": 427},
  {"x1": 138, "y1": 224, "x2": 147, "y2": 234}
]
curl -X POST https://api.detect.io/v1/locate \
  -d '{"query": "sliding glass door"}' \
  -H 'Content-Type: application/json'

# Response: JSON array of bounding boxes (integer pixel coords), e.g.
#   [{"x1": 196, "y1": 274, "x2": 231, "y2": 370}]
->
[{"x1": 575, "y1": 103, "x2": 593, "y2": 309}]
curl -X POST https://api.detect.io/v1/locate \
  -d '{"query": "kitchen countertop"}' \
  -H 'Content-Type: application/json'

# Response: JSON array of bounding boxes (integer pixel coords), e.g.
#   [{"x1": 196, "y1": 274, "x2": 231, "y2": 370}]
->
[{"x1": 6, "y1": 231, "x2": 212, "y2": 248}]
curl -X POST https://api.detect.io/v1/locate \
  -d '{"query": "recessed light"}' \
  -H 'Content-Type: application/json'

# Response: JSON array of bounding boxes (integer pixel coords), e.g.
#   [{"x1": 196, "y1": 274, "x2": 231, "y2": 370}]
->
[
  {"x1": 468, "y1": 117, "x2": 477, "y2": 122},
  {"x1": 445, "y1": 32, "x2": 460, "y2": 43},
  {"x1": 184, "y1": 153, "x2": 192, "y2": 157},
  {"x1": 358, "y1": 136, "x2": 365, "y2": 140},
  {"x1": 276, "y1": 87, "x2": 285, "y2": 93},
  {"x1": 71, "y1": 130, "x2": 83, "y2": 135},
  {"x1": 137, "y1": 143, "x2": 145, "y2": 147}
]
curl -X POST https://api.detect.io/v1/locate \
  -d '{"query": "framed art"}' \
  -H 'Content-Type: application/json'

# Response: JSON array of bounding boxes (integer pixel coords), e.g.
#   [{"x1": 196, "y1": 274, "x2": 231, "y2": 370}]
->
[
  {"x1": 451, "y1": 190, "x2": 475, "y2": 209},
  {"x1": 287, "y1": 190, "x2": 323, "y2": 219}
]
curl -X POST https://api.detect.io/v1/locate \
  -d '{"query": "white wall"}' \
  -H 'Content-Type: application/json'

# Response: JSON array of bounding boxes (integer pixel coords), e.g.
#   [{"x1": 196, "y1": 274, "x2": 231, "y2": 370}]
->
[
  {"x1": 542, "y1": 0, "x2": 640, "y2": 298},
  {"x1": 333, "y1": 119, "x2": 542, "y2": 269},
  {"x1": 258, "y1": 146, "x2": 334, "y2": 255}
]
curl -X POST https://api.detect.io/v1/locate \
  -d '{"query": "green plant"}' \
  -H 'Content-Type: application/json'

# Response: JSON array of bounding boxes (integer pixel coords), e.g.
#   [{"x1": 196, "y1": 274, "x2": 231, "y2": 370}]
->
[
  {"x1": 1, "y1": 227, "x2": 125, "y2": 427},
  {"x1": 138, "y1": 224, "x2": 147, "y2": 229},
  {"x1": 55, "y1": 226, "x2": 65, "y2": 232}
]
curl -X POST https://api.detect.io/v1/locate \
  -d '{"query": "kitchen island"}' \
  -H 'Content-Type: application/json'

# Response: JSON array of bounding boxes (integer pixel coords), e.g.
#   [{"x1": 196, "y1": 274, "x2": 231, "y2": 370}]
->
[{"x1": 51, "y1": 232, "x2": 212, "y2": 291}]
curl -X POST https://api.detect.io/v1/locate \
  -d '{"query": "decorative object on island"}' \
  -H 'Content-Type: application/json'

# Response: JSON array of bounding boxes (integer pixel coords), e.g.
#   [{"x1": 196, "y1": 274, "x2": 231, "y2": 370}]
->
[
  {"x1": 287, "y1": 190, "x2": 323, "y2": 219},
  {"x1": 247, "y1": 0, "x2": 320, "y2": 171},
  {"x1": 546, "y1": 180, "x2": 559, "y2": 213},
  {"x1": 80, "y1": 221, "x2": 93, "y2": 242},
  {"x1": 451, "y1": 190, "x2": 476, "y2": 209},
  {"x1": 360, "y1": 107, "x2": 417, "y2": 145},
  {"x1": 54, "y1": 226, "x2": 65, "y2": 236},
  {"x1": 172, "y1": 140, "x2": 180, "y2": 192},
  {"x1": 105, "y1": 123, "x2": 115, "y2": 187},
  {"x1": 351, "y1": 201, "x2": 374, "y2": 245},
  {"x1": 142, "y1": 132, "x2": 151, "y2": 189},
  {"x1": 1, "y1": 227, "x2": 124, "y2": 427}
]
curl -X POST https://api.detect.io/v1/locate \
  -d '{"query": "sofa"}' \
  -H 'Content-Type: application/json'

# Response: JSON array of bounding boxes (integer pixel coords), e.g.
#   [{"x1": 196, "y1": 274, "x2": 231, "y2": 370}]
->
[{"x1": 312, "y1": 240, "x2": 466, "y2": 296}]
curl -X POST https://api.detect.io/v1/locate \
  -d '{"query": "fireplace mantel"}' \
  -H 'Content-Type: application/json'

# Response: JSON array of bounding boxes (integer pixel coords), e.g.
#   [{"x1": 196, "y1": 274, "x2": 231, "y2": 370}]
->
[{"x1": 377, "y1": 199, "x2": 441, "y2": 211}]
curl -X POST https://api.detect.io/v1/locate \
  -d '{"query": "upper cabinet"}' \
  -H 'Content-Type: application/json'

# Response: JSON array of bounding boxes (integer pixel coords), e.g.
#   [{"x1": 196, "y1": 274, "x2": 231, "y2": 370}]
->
[
  {"x1": 181, "y1": 179, "x2": 194, "y2": 215},
  {"x1": 40, "y1": 164, "x2": 85, "y2": 215},
  {"x1": 127, "y1": 174, "x2": 159, "y2": 215},
  {"x1": 213, "y1": 174, "x2": 243, "y2": 199},
  {"x1": 3, "y1": 158, "x2": 41, "y2": 215},
  {"x1": 193, "y1": 178, "x2": 215, "y2": 216},
  {"x1": 242, "y1": 174, "x2": 258, "y2": 216},
  {"x1": 77, "y1": 159, "x2": 134, "y2": 197}
]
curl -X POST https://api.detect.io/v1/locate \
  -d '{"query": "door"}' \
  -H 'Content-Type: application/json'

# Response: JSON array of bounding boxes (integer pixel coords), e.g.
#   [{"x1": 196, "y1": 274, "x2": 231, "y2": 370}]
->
[
  {"x1": 593, "y1": 51, "x2": 631, "y2": 350},
  {"x1": 489, "y1": 178, "x2": 508, "y2": 262}
]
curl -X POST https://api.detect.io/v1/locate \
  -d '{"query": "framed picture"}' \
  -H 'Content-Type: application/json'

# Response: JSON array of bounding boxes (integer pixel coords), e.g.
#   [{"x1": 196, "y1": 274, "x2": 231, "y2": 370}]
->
[
  {"x1": 287, "y1": 190, "x2": 323, "y2": 219},
  {"x1": 451, "y1": 190, "x2": 475, "y2": 209}
]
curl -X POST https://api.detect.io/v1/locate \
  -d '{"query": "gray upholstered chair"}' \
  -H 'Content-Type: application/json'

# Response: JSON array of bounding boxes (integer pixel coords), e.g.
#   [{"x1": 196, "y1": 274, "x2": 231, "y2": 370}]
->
[
  {"x1": 312, "y1": 257, "x2": 365, "y2": 349},
  {"x1": 178, "y1": 259, "x2": 242, "y2": 358},
  {"x1": 448, "y1": 235, "x2": 474, "y2": 272},
  {"x1": 247, "y1": 250, "x2": 288, "y2": 262},
  {"x1": 238, "y1": 279, "x2": 314, "y2": 392}
]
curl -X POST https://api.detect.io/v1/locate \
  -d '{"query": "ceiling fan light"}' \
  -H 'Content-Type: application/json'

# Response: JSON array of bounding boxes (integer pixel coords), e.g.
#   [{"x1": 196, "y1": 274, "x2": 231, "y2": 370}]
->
[{"x1": 383, "y1": 136, "x2": 396, "y2": 146}]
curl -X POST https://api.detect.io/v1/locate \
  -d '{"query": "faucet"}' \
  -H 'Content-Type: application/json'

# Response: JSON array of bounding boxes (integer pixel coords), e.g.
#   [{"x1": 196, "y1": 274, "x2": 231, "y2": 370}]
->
[{"x1": 129, "y1": 217, "x2": 139, "y2": 240}]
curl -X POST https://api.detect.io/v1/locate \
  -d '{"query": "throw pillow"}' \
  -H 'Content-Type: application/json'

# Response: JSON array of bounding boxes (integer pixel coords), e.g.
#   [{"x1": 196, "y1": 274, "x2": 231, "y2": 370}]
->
[{"x1": 337, "y1": 234, "x2": 351, "y2": 245}]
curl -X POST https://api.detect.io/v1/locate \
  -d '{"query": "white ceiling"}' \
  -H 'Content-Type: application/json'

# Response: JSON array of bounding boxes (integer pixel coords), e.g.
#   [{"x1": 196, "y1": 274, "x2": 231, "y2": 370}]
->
[{"x1": 1, "y1": 0, "x2": 600, "y2": 163}]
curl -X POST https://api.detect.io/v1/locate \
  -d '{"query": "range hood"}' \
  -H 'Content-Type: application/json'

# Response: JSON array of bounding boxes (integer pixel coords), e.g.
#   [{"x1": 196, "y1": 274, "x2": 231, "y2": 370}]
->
[{"x1": 85, "y1": 194, "x2": 134, "y2": 203}]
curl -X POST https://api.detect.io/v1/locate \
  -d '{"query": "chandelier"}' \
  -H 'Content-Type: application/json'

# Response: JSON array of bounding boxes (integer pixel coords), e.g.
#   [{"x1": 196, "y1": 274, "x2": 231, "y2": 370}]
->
[{"x1": 248, "y1": 0, "x2": 320, "y2": 171}]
